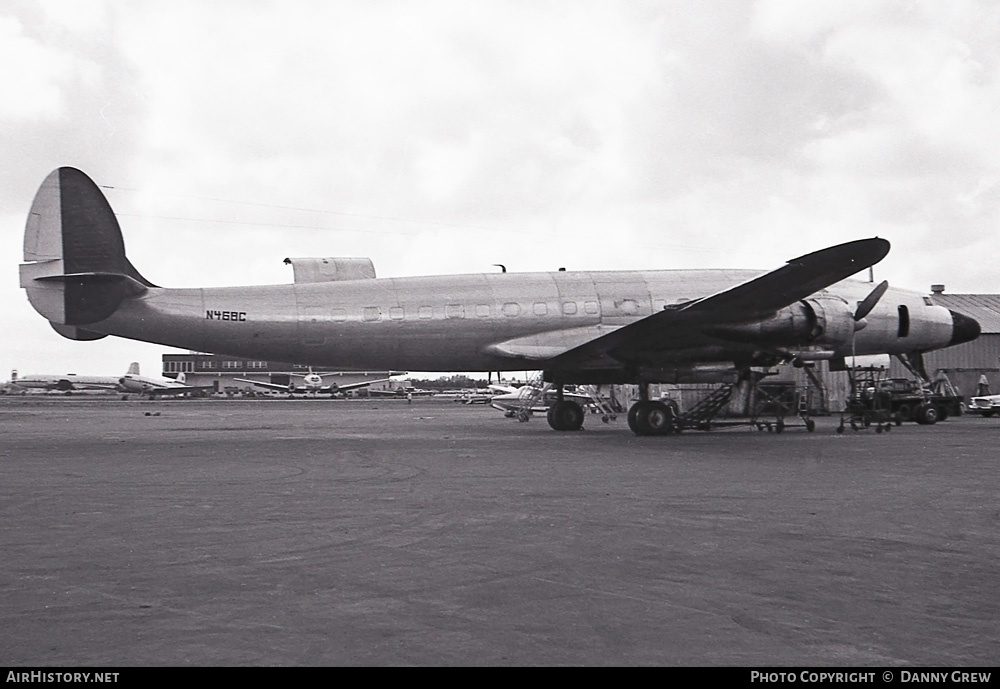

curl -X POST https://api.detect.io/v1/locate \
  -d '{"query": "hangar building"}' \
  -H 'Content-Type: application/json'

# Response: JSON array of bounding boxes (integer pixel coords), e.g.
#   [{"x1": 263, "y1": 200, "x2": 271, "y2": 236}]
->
[{"x1": 161, "y1": 353, "x2": 399, "y2": 395}]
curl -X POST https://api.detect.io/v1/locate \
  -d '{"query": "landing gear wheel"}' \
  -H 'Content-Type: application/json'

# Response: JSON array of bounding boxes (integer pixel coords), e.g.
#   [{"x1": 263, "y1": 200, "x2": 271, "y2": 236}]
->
[
  {"x1": 645, "y1": 401, "x2": 676, "y2": 435},
  {"x1": 627, "y1": 402, "x2": 650, "y2": 435},
  {"x1": 628, "y1": 401, "x2": 675, "y2": 436},
  {"x1": 547, "y1": 401, "x2": 585, "y2": 431},
  {"x1": 805, "y1": 418, "x2": 816, "y2": 432}
]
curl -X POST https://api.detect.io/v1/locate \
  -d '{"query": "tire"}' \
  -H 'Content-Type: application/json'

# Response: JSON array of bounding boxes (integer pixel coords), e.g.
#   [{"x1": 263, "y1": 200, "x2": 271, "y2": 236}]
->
[
  {"x1": 895, "y1": 403, "x2": 912, "y2": 422},
  {"x1": 916, "y1": 403, "x2": 939, "y2": 425},
  {"x1": 628, "y1": 402, "x2": 652, "y2": 436},
  {"x1": 546, "y1": 405, "x2": 562, "y2": 430},
  {"x1": 645, "y1": 401, "x2": 675, "y2": 435},
  {"x1": 548, "y1": 401, "x2": 584, "y2": 431}
]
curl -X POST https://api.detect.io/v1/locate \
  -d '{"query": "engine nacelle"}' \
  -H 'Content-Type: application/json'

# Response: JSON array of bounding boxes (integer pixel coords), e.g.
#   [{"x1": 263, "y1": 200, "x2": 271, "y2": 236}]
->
[
  {"x1": 703, "y1": 296, "x2": 856, "y2": 347},
  {"x1": 802, "y1": 296, "x2": 857, "y2": 346}
]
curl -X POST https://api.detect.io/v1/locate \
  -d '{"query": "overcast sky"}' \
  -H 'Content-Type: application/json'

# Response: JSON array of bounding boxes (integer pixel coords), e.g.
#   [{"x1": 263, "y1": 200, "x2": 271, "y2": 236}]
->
[{"x1": 2, "y1": 0, "x2": 998, "y2": 379}]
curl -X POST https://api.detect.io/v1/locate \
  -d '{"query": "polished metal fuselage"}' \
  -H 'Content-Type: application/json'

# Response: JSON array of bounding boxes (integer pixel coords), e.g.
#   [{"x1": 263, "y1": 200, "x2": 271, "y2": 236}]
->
[{"x1": 89, "y1": 268, "x2": 955, "y2": 373}]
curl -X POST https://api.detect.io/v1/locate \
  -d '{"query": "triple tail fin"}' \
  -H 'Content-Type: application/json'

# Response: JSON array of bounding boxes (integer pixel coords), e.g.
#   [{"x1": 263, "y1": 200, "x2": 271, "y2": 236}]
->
[{"x1": 19, "y1": 168, "x2": 156, "y2": 339}]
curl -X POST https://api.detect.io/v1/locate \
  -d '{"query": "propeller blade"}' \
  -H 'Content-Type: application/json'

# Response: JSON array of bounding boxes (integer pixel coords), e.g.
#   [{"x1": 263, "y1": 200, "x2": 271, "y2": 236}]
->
[{"x1": 855, "y1": 280, "x2": 889, "y2": 321}]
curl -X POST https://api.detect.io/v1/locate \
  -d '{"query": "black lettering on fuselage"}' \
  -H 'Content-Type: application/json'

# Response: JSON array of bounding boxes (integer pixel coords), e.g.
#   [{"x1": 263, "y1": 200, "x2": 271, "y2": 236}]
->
[{"x1": 206, "y1": 310, "x2": 247, "y2": 321}]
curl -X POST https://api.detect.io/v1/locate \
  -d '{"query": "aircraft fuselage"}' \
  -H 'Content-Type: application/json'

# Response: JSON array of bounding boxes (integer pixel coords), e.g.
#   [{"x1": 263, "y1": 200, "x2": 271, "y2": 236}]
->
[{"x1": 83, "y1": 269, "x2": 955, "y2": 378}]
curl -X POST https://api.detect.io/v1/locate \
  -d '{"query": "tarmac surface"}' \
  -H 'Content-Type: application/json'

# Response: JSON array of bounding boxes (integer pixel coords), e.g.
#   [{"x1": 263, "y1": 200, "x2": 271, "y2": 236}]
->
[{"x1": 1, "y1": 395, "x2": 997, "y2": 666}]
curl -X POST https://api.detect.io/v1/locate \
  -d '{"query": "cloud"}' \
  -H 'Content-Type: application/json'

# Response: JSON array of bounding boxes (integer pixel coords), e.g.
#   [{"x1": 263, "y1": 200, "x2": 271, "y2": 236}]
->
[
  {"x1": 0, "y1": 15, "x2": 88, "y2": 121},
  {"x1": 1, "y1": 0, "x2": 999, "y2": 378}
]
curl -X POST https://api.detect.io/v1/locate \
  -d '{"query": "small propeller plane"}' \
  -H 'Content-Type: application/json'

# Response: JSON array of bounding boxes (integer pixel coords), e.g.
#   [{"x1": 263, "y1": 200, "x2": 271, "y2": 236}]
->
[
  {"x1": 488, "y1": 383, "x2": 594, "y2": 417},
  {"x1": 19, "y1": 168, "x2": 980, "y2": 434},
  {"x1": 233, "y1": 368, "x2": 393, "y2": 397}
]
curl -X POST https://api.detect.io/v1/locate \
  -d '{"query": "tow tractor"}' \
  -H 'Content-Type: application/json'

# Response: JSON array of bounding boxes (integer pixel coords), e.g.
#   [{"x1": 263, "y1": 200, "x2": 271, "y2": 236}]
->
[
  {"x1": 874, "y1": 376, "x2": 963, "y2": 424},
  {"x1": 839, "y1": 362, "x2": 963, "y2": 432}
]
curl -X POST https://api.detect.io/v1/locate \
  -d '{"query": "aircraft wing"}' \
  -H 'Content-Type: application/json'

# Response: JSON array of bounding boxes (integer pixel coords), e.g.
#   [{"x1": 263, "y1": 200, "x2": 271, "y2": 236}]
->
[
  {"x1": 331, "y1": 377, "x2": 393, "y2": 393},
  {"x1": 546, "y1": 238, "x2": 890, "y2": 371},
  {"x1": 144, "y1": 384, "x2": 214, "y2": 397},
  {"x1": 234, "y1": 377, "x2": 291, "y2": 392}
]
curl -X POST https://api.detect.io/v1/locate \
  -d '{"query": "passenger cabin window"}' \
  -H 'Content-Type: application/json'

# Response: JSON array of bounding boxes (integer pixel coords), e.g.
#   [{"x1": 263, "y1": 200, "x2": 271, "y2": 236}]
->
[
  {"x1": 389, "y1": 306, "x2": 404, "y2": 320},
  {"x1": 584, "y1": 301, "x2": 599, "y2": 315},
  {"x1": 476, "y1": 304, "x2": 491, "y2": 318},
  {"x1": 418, "y1": 306, "x2": 433, "y2": 320},
  {"x1": 331, "y1": 308, "x2": 347, "y2": 322},
  {"x1": 898, "y1": 305, "x2": 910, "y2": 338},
  {"x1": 446, "y1": 304, "x2": 465, "y2": 319},
  {"x1": 503, "y1": 302, "x2": 520, "y2": 317},
  {"x1": 562, "y1": 302, "x2": 577, "y2": 315},
  {"x1": 533, "y1": 302, "x2": 547, "y2": 316},
  {"x1": 363, "y1": 307, "x2": 381, "y2": 322}
]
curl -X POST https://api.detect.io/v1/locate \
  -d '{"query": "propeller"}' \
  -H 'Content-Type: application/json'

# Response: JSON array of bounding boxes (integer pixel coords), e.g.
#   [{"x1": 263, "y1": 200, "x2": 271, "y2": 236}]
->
[
  {"x1": 854, "y1": 280, "x2": 889, "y2": 322},
  {"x1": 849, "y1": 280, "x2": 889, "y2": 374}
]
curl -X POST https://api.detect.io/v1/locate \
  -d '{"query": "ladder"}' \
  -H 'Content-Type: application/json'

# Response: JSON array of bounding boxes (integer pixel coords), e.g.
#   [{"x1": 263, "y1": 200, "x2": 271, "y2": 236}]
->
[
  {"x1": 581, "y1": 385, "x2": 619, "y2": 423},
  {"x1": 675, "y1": 383, "x2": 735, "y2": 430},
  {"x1": 930, "y1": 370, "x2": 959, "y2": 397},
  {"x1": 513, "y1": 372, "x2": 549, "y2": 422}
]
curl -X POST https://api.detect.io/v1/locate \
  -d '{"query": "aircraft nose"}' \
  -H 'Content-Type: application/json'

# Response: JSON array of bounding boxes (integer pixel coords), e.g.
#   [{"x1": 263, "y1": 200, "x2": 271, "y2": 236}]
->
[{"x1": 949, "y1": 309, "x2": 980, "y2": 346}]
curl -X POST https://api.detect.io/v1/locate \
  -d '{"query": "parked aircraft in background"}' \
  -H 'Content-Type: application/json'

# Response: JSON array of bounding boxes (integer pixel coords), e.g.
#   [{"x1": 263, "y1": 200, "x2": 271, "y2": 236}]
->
[
  {"x1": 233, "y1": 368, "x2": 394, "y2": 396},
  {"x1": 118, "y1": 362, "x2": 215, "y2": 398},
  {"x1": 488, "y1": 383, "x2": 594, "y2": 417},
  {"x1": 6, "y1": 367, "x2": 124, "y2": 393},
  {"x1": 368, "y1": 385, "x2": 436, "y2": 398},
  {"x1": 19, "y1": 168, "x2": 980, "y2": 435}
]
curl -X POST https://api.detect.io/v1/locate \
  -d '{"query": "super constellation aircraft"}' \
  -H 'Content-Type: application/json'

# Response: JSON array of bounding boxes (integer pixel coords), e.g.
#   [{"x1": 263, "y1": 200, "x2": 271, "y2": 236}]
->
[
  {"x1": 8, "y1": 366, "x2": 125, "y2": 393},
  {"x1": 118, "y1": 362, "x2": 215, "y2": 398},
  {"x1": 19, "y1": 168, "x2": 979, "y2": 435}
]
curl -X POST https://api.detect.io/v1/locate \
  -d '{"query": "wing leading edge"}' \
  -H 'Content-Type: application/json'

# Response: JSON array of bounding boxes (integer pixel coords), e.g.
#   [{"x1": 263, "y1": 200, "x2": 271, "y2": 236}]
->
[{"x1": 546, "y1": 237, "x2": 890, "y2": 372}]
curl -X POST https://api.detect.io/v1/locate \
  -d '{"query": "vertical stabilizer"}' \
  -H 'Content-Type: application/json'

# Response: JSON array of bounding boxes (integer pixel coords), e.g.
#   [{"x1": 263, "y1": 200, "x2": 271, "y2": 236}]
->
[{"x1": 19, "y1": 168, "x2": 155, "y2": 332}]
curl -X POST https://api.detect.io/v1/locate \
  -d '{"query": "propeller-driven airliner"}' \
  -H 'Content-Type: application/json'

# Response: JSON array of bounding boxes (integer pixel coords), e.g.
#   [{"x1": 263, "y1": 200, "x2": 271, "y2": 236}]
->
[{"x1": 19, "y1": 168, "x2": 979, "y2": 434}]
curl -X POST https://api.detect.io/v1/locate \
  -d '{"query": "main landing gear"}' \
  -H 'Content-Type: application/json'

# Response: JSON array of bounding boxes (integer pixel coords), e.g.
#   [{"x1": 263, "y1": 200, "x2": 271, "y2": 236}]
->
[
  {"x1": 546, "y1": 400, "x2": 586, "y2": 431},
  {"x1": 625, "y1": 382, "x2": 679, "y2": 436},
  {"x1": 544, "y1": 382, "x2": 587, "y2": 431},
  {"x1": 628, "y1": 400, "x2": 678, "y2": 436}
]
